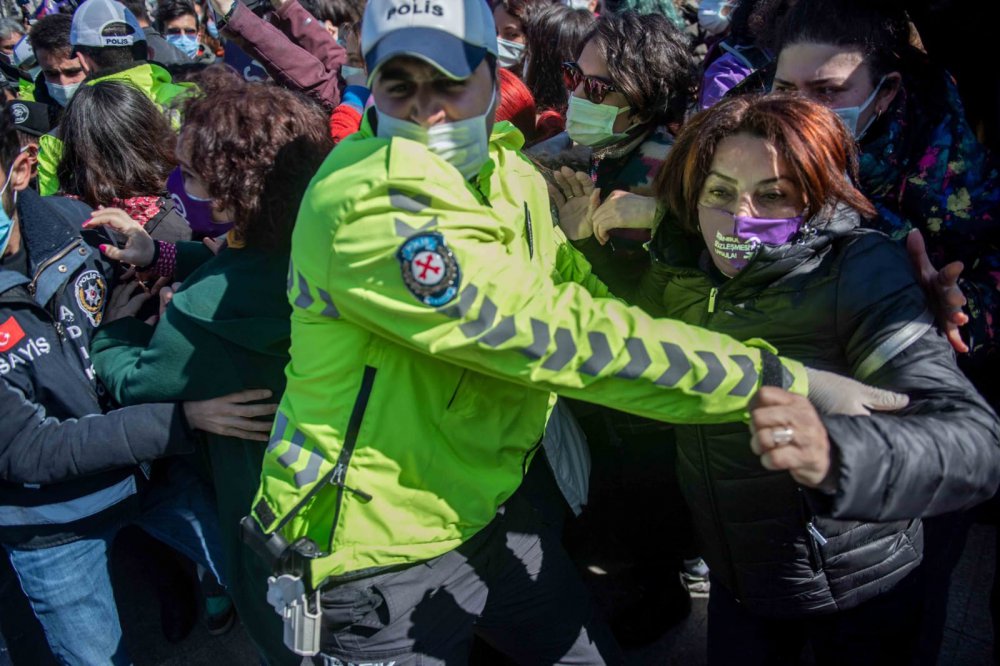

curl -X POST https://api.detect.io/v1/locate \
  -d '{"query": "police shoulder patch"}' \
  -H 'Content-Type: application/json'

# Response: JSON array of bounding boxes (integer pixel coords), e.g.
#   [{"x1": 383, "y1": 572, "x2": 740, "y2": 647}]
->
[
  {"x1": 396, "y1": 232, "x2": 461, "y2": 307},
  {"x1": 74, "y1": 269, "x2": 107, "y2": 326}
]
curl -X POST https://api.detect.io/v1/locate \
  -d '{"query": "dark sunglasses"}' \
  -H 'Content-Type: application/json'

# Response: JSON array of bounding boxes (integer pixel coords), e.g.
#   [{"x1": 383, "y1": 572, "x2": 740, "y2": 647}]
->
[{"x1": 561, "y1": 61, "x2": 618, "y2": 105}]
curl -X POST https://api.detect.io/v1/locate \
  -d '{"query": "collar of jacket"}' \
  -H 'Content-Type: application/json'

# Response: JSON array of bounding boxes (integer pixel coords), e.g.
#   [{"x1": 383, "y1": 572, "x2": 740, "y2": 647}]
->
[
  {"x1": 651, "y1": 201, "x2": 863, "y2": 285},
  {"x1": 0, "y1": 190, "x2": 93, "y2": 304}
]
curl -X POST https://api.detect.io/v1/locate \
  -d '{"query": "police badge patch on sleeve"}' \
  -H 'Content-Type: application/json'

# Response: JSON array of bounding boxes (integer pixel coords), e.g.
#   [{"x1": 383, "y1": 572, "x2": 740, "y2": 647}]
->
[
  {"x1": 396, "y1": 232, "x2": 461, "y2": 307},
  {"x1": 74, "y1": 270, "x2": 107, "y2": 326}
]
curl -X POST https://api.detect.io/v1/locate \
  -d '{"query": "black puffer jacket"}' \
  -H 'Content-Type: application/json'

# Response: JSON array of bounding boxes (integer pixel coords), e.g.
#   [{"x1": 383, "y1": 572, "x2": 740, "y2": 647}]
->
[{"x1": 578, "y1": 204, "x2": 1000, "y2": 618}]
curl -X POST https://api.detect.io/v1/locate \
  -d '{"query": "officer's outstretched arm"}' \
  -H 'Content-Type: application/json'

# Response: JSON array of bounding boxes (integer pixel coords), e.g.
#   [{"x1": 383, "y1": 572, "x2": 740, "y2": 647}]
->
[{"x1": 293, "y1": 172, "x2": 807, "y2": 426}]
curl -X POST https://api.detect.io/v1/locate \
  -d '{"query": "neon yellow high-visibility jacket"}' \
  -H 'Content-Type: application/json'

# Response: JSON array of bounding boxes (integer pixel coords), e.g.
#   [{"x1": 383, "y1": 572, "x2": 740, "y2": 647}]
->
[
  {"x1": 36, "y1": 62, "x2": 195, "y2": 196},
  {"x1": 251, "y1": 119, "x2": 809, "y2": 585},
  {"x1": 18, "y1": 78, "x2": 36, "y2": 101}
]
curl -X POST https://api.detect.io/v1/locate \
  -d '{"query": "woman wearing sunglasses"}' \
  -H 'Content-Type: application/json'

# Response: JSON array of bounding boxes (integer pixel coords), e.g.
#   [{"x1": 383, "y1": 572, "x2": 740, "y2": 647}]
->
[
  {"x1": 533, "y1": 10, "x2": 695, "y2": 271},
  {"x1": 567, "y1": 92, "x2": 1000, "y2": 666},
  {"x1": 530, "y1": 9, "x2": 702, "y2": 646}
]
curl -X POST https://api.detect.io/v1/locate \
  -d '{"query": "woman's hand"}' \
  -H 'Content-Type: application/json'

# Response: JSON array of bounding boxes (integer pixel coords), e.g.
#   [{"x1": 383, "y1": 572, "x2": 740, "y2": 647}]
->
[
  {"x1": 183, "y1": 389, "x2": 278, "y2": 442},
  {"x1": 83, "y1": 208, "x2": 156, "y2": 268},
  {"x1": 591, "y1": 190, "x2": 659, "y2": 245},
  {"x1": 158, "y1": 282, "x2": 183, "y2": 317},
  {"x1": 550, "y1": 166, "x2": 600, "y2": 241},
  {"x1": 749, "y1": 387, "x2": 834, "y2": 490},
  {"x1": 906, "y1": 229, "x2": 969, "y2": 353}
]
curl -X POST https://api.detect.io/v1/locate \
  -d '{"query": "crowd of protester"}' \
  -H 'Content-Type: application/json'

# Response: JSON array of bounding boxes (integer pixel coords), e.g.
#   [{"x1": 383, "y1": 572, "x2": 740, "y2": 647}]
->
[{"x1": 0, "y1": 0, "x2": 999, "y2": 664}]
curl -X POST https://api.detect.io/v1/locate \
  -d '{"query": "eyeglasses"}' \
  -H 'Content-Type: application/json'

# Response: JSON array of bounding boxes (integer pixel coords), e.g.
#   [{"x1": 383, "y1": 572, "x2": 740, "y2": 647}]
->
[
  {"x1": 561, "y1": 61, "x2": 618, "y2": 105},
  {"x1": 165, "y1": 27, "x2": 199, "y2": 36}
]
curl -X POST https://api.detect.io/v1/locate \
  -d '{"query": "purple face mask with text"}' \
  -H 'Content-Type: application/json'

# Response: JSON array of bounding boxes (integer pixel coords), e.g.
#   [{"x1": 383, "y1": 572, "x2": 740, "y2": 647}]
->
[
  {"x1": 166, "y1": 167, "x2": 234, "y2": 237},
  {"x1": 699, "y1": 206, "x2": 804, "y2": 275}
]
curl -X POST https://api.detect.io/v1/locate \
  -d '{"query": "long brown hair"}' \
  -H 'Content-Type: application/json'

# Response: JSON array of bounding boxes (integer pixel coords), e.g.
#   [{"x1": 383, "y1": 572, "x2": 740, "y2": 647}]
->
[
  {"x1": 57, "y1": 80, "x2": 176, "y2": 207},
  {"x1": 654, "y1": 93, "x2": 876, "y2": 235}
]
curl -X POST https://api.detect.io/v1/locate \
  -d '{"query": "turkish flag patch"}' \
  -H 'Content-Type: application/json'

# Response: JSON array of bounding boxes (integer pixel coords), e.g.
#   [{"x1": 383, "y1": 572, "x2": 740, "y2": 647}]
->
[{"x1": 0, "y1": 316, "x2": 26, "y2": 353}]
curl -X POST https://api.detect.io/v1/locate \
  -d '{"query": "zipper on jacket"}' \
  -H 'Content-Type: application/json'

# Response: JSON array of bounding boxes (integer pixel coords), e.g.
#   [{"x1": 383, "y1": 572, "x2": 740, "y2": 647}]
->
[
  {"x1": 27, "y1": 239, "x2": 82, "y2": 296},
  {"x1": 707, "y1": 287, "x2": 718, "y2": 314},
  {"x1": 799, "y1": 489, "x2": 825, "y2": 572},
  {"x1": 522, "y1": 437, "x2": 544, "y2": 477},
  {"x1": 695, "y1": 426, "x2": 742, "y2": 600},
  {"x1": 524, "y1": 202, "x2": 534, "y2": 260},
  {"x1": 806, "y1": 522, "x2": 828, "y2": 546},
  {"x1": 269, "y1": 366, "x2": 377, "y2": 543},
  {"x1": 326, "y1": 365, "x2": 377, "y2": 550}
]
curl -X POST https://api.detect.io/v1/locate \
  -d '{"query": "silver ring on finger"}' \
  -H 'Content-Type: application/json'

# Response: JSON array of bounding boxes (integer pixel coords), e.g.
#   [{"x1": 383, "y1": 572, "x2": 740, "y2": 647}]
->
[{"x1": 772, "y1": 427, "x2": 794, "y2": 446}]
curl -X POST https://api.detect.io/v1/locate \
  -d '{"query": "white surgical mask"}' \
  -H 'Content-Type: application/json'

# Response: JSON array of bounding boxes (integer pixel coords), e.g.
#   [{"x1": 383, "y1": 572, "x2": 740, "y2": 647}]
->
[
  {"x1": 565, "y1": 0, "x2": 591, "y2": 8},
  {"x1": 496, "y1": 38, "x2": 525, "y2": 70},
  {"x1": 565, "y1": 94, "x2": 632, "y2": 147},
  {"x1": 46, "y1": 80, "x2": 81, "y2": 107},
  {"x1": 832, "y1": 76, "x2": 887, "y2": 139},
  {"x1": 698, "y1": 0, "x2": 732, "y2": 36},
  {"x1": 376, "y1": 89, "x2": 496, "y2": 181}
]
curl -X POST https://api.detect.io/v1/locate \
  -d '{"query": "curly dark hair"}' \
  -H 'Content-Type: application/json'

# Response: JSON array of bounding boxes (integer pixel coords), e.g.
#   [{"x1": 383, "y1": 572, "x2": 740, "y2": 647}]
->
[
  {"x1": 727, "y1": 0, "x2": 797, "y2": 51},
  {"x1": 56, "y1": 80, "x2": 176, "y2": 207},
  {"x1": 524, "y1": 4, "x2": 594, "y2": 113},
  {"x1": 578, "y1": 11, "x2": 696, "y2": 127},
  {"x1": 28, "y1": 13, "x2": 73, "y2": 56},
  {"x1": 180, "y1": 66, "x2": 333, "y2": 251}
]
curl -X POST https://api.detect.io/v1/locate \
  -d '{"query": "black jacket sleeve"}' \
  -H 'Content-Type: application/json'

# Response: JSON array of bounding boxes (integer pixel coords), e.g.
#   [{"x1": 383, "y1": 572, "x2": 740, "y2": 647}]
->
[
  {"x1": 0, "y1": 382, "x2": 194, "y2": 486},
  {"x1": 820, "y1": 233, "x2": 1000, "y2": 521}
]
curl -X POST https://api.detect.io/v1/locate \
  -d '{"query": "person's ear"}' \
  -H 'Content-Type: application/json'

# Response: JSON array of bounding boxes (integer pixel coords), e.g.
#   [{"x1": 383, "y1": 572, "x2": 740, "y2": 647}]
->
[
  {"x1": 875, "y1": 71, "x2": 902, "y2": 116},
  {"x1": 8, "y1": 150, "x2": 32, "y2": 193}
]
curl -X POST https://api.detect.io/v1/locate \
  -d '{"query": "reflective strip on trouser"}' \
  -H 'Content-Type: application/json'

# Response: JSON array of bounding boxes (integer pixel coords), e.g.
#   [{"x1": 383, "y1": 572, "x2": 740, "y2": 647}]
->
[{"x1": 0, "y1": 475, "x2": 137, "y2": 526}]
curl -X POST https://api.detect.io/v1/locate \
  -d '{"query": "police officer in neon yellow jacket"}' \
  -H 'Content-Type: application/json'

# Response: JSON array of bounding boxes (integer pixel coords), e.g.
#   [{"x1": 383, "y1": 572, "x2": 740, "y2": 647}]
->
[
  {"x1": 35, "y1": 0, "x2": 194, "y2": 196},
  {"x1": 250, "y1": 1, "x2": 904, "y2": 662}
]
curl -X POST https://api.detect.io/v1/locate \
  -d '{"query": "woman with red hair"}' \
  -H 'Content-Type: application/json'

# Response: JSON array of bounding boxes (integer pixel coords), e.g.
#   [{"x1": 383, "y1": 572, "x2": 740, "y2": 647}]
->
[
  {"x1": 495, "y1": 67, "x2": 537, "y2": 143},
  {"x1": 560, "y1": 93, "x2": 1000, "y2": 665}
]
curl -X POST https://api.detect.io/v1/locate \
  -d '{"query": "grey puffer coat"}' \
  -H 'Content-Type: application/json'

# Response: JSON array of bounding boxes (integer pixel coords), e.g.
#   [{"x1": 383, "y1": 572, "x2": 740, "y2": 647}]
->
[{"x1": 578, "y1": 203, "x2": 1000, "y2": 618}]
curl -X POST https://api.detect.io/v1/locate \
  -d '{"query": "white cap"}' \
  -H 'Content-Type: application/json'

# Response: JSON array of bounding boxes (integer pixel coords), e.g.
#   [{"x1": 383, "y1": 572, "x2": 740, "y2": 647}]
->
[
  {"x1": 70, "y1": 0, "x2": 145, "y2": 49},
  {"x1": 362, "y1": 0, "x2": 499, "y2": 80}
]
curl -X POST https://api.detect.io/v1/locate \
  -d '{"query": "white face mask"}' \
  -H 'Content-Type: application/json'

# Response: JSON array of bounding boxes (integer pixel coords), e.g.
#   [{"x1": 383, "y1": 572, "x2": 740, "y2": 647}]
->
[
  {"x1": 698, "y1": 0, "x2": 733, "y2": 36},
  {"x1": 496, "y1": 38, "x2": 525, "y2": 70},
  {"x1": 46, "y1": 80, "x2": 82, "y2": 107},
  {"x1": 832, "y1": 76, "x2": 886, "y2": 139},
  {"x1": 376, "y1": 88, "x2": 496, "y2": 181},
  {"x1": 565, "y1": 94, "x2": 632, "y2": 147}
]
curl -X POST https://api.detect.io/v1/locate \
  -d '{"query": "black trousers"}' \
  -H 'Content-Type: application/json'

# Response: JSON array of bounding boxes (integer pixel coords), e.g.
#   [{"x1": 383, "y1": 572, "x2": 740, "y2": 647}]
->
[
  {"x1": 318, "y1": 459, "x2": 623, "y2": 666},
  {"x1": 706, "y1": 570, "x2": 924, "y2": 666}
]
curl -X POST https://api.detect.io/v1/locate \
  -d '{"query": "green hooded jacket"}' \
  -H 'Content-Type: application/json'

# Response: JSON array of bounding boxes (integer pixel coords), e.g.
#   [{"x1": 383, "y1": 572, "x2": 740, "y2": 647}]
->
[{"x1": 90, "y1": 244, "x2": 297, "y2": 666}]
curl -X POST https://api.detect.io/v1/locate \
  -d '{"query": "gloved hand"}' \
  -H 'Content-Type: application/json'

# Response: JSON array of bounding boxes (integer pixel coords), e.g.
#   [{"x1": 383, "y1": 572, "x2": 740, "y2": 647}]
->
[{"x1": 805, "y1": 367, "x2": 909, "y2": 416}]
